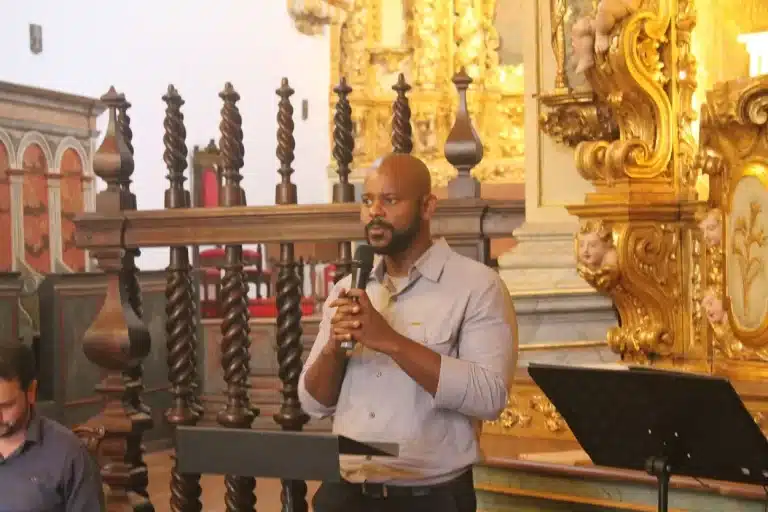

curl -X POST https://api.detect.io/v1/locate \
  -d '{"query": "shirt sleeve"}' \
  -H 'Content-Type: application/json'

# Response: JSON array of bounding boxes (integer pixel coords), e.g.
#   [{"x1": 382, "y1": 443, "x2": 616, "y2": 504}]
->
[
  {"x1": 297, "y1": 278, "x2": 348, "y2": 419},
  {"x1": 433, "y1": 272, "x2": 518, "y2": 420},
  {"x1": 64, "y1": 444, "x2": 106, "y2": 512}
]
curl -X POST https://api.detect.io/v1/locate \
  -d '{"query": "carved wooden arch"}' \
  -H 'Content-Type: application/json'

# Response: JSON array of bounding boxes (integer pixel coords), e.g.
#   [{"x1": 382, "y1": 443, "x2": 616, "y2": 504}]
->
[
  {"x1": 16, "y1": 131, "x2": 54, "y2": 170},
  {"x1": 0, "y1": 128, "x2": 16, "y2": 169}
]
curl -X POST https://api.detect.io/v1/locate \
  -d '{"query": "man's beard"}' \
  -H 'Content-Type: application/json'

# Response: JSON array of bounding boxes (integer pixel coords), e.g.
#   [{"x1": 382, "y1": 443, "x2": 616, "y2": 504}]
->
[
  {"x1": 0, "y1": 400, "x2": 29, "y2": 438},
  {"x1": 365, "y1": 212, "x2": 421, "y2": 256}
]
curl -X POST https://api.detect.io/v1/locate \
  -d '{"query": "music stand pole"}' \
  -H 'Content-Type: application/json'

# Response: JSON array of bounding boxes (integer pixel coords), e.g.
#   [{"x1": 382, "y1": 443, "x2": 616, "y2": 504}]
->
[{"x1": 646, "y1": 456, "x2": 670, "y2": 512}]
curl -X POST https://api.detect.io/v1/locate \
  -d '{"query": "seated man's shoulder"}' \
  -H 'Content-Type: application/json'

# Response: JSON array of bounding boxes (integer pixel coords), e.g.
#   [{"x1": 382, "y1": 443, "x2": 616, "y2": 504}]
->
[{"x1": 41, "y1": 417, "x2": 93, "y2": 454}]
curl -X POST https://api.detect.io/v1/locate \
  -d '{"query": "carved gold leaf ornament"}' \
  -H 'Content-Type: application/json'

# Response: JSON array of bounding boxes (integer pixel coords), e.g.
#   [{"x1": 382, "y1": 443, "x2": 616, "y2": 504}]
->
[
  {"x1": 487, "y1": 393, "x2": 569, "y2": 434},
  {"x1": 287, "y1": 0, "x2": 353, "y2": 35}
]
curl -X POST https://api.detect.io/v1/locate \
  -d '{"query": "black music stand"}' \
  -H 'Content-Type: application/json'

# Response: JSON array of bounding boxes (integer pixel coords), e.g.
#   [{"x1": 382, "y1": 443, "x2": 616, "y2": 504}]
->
[
  {"x1": 174, "y1": 426, "x2": 399, "y2": 482},
  {"x1": 527, "y1": 363, "x2": 768, "y2": 512}
]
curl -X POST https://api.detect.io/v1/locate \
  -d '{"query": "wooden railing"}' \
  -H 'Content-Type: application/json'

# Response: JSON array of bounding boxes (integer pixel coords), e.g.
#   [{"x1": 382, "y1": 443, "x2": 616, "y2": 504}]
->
[{"x1": 74, "y1": 71, "x2": 523, "y2": 511}]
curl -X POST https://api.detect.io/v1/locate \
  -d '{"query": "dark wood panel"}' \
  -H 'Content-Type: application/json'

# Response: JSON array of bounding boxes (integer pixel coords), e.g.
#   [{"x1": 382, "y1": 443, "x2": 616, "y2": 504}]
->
[
  {"x1": 0, "y1": 272, "x2": 21, "y2": 343},
  {"x1": 37, "y1": 271, "x2": 174, "y2": 441}
]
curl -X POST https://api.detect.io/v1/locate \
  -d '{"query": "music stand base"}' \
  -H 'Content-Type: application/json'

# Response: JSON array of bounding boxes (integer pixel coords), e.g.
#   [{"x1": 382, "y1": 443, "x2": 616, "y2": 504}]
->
[{"x1": 645, "y1": 456, "x2": 671, "y2": 512}]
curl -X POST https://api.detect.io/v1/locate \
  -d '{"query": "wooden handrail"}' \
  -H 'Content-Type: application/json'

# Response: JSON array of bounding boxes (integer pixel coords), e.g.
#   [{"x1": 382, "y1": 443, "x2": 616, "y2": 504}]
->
[{"x1": 75, "y1": 198, "x2": 524, "y2": 249}]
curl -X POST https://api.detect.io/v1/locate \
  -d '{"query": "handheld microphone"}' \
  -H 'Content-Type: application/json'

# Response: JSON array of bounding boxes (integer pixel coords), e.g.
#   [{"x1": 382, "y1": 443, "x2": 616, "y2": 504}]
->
[{"x1": 340, "y1": 244, "x2": 375, "y2": 351}]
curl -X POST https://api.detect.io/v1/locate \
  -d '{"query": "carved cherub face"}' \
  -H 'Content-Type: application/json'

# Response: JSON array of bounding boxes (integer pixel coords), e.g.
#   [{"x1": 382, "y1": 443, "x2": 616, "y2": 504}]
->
[
  {"x1": 701, "y1": 290, "x2": 725, "y2": 324},
  {"x1": 698, "y1": 209, "x2": 722, "y2": 247},
  {"x1": 578, "y1": 231, "x2": 610, "y2": 270}
]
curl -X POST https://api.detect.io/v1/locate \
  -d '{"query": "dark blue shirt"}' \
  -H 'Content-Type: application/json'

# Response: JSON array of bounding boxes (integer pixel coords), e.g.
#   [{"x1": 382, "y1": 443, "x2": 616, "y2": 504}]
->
[{"x1": 0, "y1": 414, "x2": 104, "y2": 512}]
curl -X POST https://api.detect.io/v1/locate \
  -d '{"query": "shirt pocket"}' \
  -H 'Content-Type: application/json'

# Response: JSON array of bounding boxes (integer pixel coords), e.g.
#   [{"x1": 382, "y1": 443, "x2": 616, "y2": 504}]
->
[{"x1": 415, "y1": 318, "x2": 458, "y2": 355}]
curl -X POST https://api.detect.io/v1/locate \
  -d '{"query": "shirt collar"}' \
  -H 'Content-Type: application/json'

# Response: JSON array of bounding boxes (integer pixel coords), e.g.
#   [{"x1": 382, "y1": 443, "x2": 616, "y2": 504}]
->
[
  {"x1": 371, "y1": 237, "x2": 451, "y2": 283},
  {"x1": 24, "y1": 410, "x2": 42, "y2": 444}
]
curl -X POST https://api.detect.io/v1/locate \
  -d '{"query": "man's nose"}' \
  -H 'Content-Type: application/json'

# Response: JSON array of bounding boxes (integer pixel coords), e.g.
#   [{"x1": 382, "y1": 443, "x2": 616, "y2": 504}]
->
[{"x1": 368, "y1": 200, "x2": 385, "y2": 218}]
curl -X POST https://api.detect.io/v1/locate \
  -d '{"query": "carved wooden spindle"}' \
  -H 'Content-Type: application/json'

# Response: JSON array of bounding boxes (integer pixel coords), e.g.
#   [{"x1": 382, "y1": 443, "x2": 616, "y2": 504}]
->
[
  {"x1": 274, "y1": 77, "x2": 311, "y2": 512},
  {"x1": 217, "y1": 82, "x2": 257, "y2": 512},
  {"x1": 444, "y1": 69, "x2": 483, "y2": 198},
  {"x1": 83, "y1": 86, "x2": 152, "y2": 511},
  {"x1": 331, "y1": 78, "x2": 355, "y2": 283},
  {"x1": 117, "y1": 94, "x2": 153, "y2": 500},
  {"x1": 162, "y1": 85, "x2": 203, "y2": 512},
  {"x1": 391, "y1": 73, "x2": 413, "y2": 154}
]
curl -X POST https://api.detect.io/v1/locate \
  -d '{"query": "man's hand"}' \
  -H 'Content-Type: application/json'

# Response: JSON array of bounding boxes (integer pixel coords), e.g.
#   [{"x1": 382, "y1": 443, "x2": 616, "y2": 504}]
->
[{"x1": 330, "y1": 288, "x2": 401, "y2": 354}]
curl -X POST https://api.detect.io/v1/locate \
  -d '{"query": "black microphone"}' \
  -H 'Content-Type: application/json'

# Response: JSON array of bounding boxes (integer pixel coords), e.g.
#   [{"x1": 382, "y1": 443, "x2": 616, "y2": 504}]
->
[{"x1": 340, "y1": 244, "x2": 375, "y2": 351}]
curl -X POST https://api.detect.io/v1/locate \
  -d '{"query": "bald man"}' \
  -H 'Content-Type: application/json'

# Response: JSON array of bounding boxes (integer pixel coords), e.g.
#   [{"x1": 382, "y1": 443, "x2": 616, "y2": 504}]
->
[{"x1": 299, "y1": 153, "x2": 518, "y2": 512}]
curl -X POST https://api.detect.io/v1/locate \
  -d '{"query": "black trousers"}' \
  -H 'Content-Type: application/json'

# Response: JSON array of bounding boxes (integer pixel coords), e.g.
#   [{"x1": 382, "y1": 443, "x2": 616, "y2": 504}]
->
[{"x1": 312, "y1": 469, "x2": 477, "y2": 512}]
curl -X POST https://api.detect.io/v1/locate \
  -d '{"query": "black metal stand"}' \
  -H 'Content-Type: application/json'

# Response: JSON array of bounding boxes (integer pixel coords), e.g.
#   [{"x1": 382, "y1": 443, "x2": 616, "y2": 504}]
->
[
  {"x1": 645, "y1": 456, "x2": 670, "y2": 512},
  {"x1": 527, "y1": 363, "x2": 768, "y2": 512}
]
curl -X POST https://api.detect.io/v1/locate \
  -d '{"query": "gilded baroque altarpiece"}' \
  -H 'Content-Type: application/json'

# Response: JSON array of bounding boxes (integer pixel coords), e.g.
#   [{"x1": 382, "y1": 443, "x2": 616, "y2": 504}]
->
[
  {"x1": 488, "y1": 0, "x2": 768, "y2": 442},
  {"x1": 327, "y1": 0, "x2": 525, "y2": 187}
]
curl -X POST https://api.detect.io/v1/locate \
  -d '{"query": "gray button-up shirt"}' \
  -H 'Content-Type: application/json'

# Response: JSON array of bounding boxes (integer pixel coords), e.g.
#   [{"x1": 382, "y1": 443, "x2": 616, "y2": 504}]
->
[
  {"x1": 298, "y1": 238, "x2": 518, "y2": 485},
  {"x1": 0, "y1": 414, "x2": 105, "y2": 512}
]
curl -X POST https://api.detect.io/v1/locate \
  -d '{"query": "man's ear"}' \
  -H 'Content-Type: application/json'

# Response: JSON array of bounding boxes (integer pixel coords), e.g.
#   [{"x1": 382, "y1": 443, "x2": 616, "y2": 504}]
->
[
  {"x1": 26, "y1": 379, "x2": 38, "y2": 405},
  {"x1": 422, "y1": 193, "x2": 438, "y2": 220}
]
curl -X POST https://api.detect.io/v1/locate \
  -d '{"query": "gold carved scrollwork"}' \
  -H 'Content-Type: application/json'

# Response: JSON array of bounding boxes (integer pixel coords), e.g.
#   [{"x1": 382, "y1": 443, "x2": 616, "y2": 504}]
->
[
  {"x1": 566, "y1": 0, "x2": 701, "y2": 197},
  {"x1": 328, "y1": 0, "x2": 524, "y2": 187},
  {"x1": 572, "y1": 214, "x2": 686, "y2": 361},
  {"x1": 487, "y1": 392, "x2": 570, "y2": 435},
  {"x1": 697, "y1": 75, "x2": 768, "y2": 374},
  {"x1": 564, "y1": 0, "x2": 701, "y2": 362},
  {"x1": 539, "y1": 91, "x2": 619, "y2": 148},
  {"x1": 287, "y1": 0, "x2": 353, "y2": 35}
]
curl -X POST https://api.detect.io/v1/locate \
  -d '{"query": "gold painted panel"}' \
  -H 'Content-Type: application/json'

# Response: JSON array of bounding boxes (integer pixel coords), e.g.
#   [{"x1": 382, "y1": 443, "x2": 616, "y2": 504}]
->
[{"x1": 726, "y1": 163, "x2": 768, "y2": 345}]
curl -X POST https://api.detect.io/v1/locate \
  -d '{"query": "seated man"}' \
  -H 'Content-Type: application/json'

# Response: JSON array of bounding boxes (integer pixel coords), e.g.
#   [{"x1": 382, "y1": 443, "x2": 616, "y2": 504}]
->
[
  {"x1": 0, "y1": 340, "x2": 104, "y2": 512},
  {"x1": 299, "y1": 153, "x2": 519, "y2": 512}
]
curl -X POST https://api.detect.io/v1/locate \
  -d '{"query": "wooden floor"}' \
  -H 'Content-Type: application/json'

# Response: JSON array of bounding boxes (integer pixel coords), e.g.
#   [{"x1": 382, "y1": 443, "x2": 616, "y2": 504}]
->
[{"x1": 146, "y1": 450, "x2": 320, "y2": 512}]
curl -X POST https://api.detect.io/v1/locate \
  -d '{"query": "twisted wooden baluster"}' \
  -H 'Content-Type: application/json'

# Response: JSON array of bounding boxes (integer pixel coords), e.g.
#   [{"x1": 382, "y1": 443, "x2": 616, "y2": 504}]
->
[
  {"x1": 117, "y1": 94, "x2": 153, "y2": 501},
  {"x1": 162, "y1": 85, "x2": 203, "y2": 512},
  {"x1": 274, "y1": 78, "x2": 310, "y2": 512},
  {"x1": 217, "y1": 82, "x2": 257, "y2": 512},
  {"x1": 392, "y1": 73, "x2": 413, "y2": 154},
  {"x1": 331, "y1": 78, "x2": 355, "y2": 284},
  {"x1": 83, "y1": 86, "x2": 153, "y2": 511}
]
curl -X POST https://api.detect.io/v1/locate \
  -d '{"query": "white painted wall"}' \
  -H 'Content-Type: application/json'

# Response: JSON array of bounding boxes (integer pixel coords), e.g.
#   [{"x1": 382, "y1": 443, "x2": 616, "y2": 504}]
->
[{"x1": 4, "y1": 1, "x2": 331, "y2": 268}]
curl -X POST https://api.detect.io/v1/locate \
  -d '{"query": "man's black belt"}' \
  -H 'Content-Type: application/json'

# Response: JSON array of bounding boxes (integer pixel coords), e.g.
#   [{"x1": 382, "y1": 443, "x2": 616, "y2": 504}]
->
[{"x1": 344, "y1": 469, "x2": 471, "y2": 499}]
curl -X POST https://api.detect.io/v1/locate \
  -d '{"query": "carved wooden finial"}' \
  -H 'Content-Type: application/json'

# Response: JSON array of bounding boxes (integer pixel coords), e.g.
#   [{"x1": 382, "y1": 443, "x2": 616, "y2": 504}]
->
[
  {"x1": 444, "y1": 68, "x2": 483, "y2": 198},
  {"x1": 163, "y1": 84, "x2": 189, "y2": 209},
  {"x1": 332, "y1": 77, "x2": 355, "y2": 203},
  {"x1": 82, "y1": 86, "x2": 154, "y2": 511},
  {"x1": 218, "y1": 82, "x2": 246, "y2": 207},
  {"x1": 275, "y1": 77, "x2": 297, "y2": 205},
  {"x1": 391, "y1": 73, "x2": 413, "y2": 154},
  {"x1": 93, "y1": 86, "x2": 135, "y2": 213}
]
